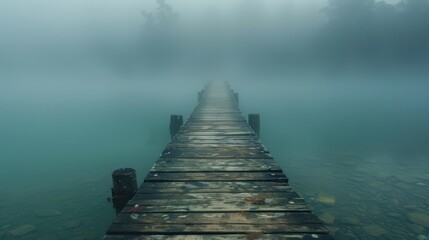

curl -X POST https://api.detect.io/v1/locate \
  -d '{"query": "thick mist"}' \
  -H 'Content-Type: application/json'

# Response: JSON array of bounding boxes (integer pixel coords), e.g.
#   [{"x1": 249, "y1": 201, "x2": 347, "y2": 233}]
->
[{"x1": 1, "y1": 0, "x2": 429, "y2": 239}]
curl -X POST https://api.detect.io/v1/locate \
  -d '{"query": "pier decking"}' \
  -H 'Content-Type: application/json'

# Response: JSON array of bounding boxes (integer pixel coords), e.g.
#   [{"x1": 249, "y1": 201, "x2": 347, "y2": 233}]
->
[{"x1": 104, "y1": 82, "x2": 333, "y2": 239}]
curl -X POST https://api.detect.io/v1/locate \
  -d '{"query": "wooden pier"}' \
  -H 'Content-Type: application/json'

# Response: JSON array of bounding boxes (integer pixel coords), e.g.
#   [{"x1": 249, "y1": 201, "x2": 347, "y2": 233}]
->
[{"x1": 105, "y1": 82, "x2": 333, "y2": 240}]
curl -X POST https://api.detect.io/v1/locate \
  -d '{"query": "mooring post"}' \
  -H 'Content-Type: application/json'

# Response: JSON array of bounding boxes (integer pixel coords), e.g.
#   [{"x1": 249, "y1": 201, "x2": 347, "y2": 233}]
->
[
  {"x1": 233, "y1": 92, "x2": 239, "y2": 105},
  {"x1": 248, "y1": 114, "x2": 260, "y2": 137},
  {"x1": 198, "y1": 90, "x2": 205, "y2": 102},
  {"x1": 110, "y1": 168, "x2": 138, "y2": 214},
  {"x1": 169, "y1": 115, "x2": 183, "y2": 139}
]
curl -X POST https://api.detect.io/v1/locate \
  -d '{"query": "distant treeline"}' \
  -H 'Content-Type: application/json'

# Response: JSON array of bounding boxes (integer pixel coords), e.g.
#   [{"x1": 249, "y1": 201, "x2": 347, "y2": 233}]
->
[{"x1": 115, "y1": 0, "x2": 429, "y2": 73}]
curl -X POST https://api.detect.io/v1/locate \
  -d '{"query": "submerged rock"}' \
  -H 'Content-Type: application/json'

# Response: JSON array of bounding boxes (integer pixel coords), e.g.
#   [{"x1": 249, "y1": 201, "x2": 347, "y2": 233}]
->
[
  {"x1": 387, "y1": 212, "x2": 402, "y2": 217},
  {"x1": 408, "y1": 224, "x2": 425, "y2": 234},
  {"x1": 363, "y1": 224, "x2": 387, "y2": 236},
  {"x1": 316, "y1": 194, "x2": 336, "y2": 205},
  {"x1": 417, "y1": 235, "x2": 428, "y2": 240},
  {"x1": 369, "y1": 206, "x2": 380, "y2": 215},
  {"x1": 327, "y1": 226, "x2": 340, "y2": 234},
  {"x1": 9, "y1": 225, "x2": 36, "y2": 237},
  {"x1": 343, "y1": 232, "x2": 359, "y2": 240},
  {"x1": 408, "y1": 213, "x2": 429, "y2": 228},
  {"x1": 343, "y1": 216, "x2": 360, "y2": 225},
  {"x1": 319, "y1": 213, "x2": 335, "y2": 224},
  {"x1": 64, "y1": 220, "x2": 81, "y2": 229}
]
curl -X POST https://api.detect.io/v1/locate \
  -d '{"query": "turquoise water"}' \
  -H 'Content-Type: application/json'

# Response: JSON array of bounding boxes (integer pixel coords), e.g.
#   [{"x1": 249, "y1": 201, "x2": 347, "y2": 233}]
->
[
  {"x1": 0, "y1": 74, "x2": 197, "y2": 239},
  {"x1": 239, "y1": 80, "x2": 429, "y2": 239},
  {"x1": 1, "y1": 74, "x2": 428, "y2": 239}
]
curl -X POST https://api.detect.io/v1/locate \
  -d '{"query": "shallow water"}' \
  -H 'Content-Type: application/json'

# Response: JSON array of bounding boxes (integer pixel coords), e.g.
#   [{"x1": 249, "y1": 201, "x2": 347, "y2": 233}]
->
[
  {"x1": 1, "y1": 74, "x2": 428, "y2": 239},
  {"x1": 239, "y1": 80, "x2": 429, "y2": 240}
]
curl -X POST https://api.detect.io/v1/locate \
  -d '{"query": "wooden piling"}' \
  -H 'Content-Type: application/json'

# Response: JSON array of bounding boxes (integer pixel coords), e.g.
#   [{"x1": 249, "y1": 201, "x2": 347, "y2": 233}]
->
[
  {"x1": 198, "y1": 90, "x2": 204, "y2": 102},
  {"x1": 248, "y1": 113, "x2": 260, "y2": 137},
  {"x1": 233, "y1": 92, "x2": 239, "y2": 104},
  {"x1": 169, "y1": 115, "x2": 184, "y2": 139},
  {"x1": 110, "y1": 168, "x2": 138, "y2": 214}
]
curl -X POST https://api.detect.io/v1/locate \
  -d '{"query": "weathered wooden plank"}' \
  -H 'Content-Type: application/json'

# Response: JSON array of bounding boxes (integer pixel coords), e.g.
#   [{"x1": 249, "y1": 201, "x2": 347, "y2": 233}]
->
[
  {"x1": 106, "y1": 223, "x2": 328, "y2": 235},
  {"x1": 167, "y1": 142, "x2": 263, "y2": 148},
  {"x1": 124, "y1": 199, "x2": 306, "y2": 211},
  {"x1": 184, "y1": 121, "x2": 248, "y2": 125},
  {"x1": 163, "y1": 146, "x2": 268, "y2": 153},
  {"x1": 171, "y1": 140, "x2": 262, "y2": 145},
  {"x1": 189, "y1": 115, "x2": 245, "y2": 118},
  {"x1": 151, "y1": 165, "x2": 280, "y2": 172},
  {"x1": 173, "y1": 135, "x2": 260, "y2": 140},
  {"x1": 187, "y1": 114, "x2": 240, "y2": 117},
  {"x1": 138, "y1": 181, "x2": 292, "y2": 194},
  {"x1": 177, "y1": 132, "x2": 255, "y2": 136},
  {"x1": 151, "y1": 159, "x2": 281, "y2": 172},
  {"x1": 185, "y1": 121, "x2": 248, "y2": 124},
  {"x1": 181, "y1": 128, "x2": 252, "y2": 132},
  {"x1": 182, "y1": 125, "x2": 250, "y2": 130},
  {"x1": 192, "y1": 110, "x2": 242, "y2": 112},
  {"x1": 160, "y1": 147, "x2": 271, "y2": 159},
  {"x1": 155, "y1": 158, "x2": 275, "y2": 163},
  {"x1": 144, "y1": 172, "x2": 288, "y2": 182},
  {"x1": 131, "y1": 192, "x2": 302, "y2": 201},
  {"x1": 160, "y1": 151, "x2": 272, "y2": 159},
  {"x1": 103, "y1": 234, "x2": 334, "y2": 240},
  {"x1": 113, "y1": 212, "x2": 321, "y2": 225}
]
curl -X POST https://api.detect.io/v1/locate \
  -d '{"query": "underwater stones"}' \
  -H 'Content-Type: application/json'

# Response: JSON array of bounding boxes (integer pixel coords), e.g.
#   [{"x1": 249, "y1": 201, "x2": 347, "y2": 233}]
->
[
  {"x1": 319, "y1": 213, "x2": 335, "y2": 224},
  {"x1": 343, "y1": 216, "x2": 360, "y2": 225},
  {"x1": 417, "y1": 235, "x2": 428, "y2": 240},
  {"x1": 343, "y1": 232, "x2": 359, "y2": 240},
  {"x1": 363, "y1": 224, "x2": 387, "y2": 236},
  {"x1": 368, "y1": 206, "x2": 380, "y2": 215},
  {"x1": 9, "y1": 224, "x2": 36, "y2": 237},
  {"x1": 316, "y1": 194, "x2": 336, "y2": 205},
  {"x1": 392, "y1": 198, "x2": 400, "y2": 205},
  {"x1": 408, "y1": 213, "x2": 429, "y2": 228},
  {"x1": 63, "y1": 220, "x2": 81, "y2": 229},
  {"x1": 408, "y1": 224, "x2": 425, "y2": 234},
  {"x1": 387, "y1": 210, "x2": 403, "y2": 217},
  {"x1": 327, "y1": 226, "x2": 340, "y2": 234},
  {"x1": 34, "y1": 209, "x2": 62, "y2": 217}
]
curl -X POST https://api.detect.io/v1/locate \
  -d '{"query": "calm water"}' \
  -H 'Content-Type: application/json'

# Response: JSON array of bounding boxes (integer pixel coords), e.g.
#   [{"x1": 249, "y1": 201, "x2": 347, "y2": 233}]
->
[{"x1": 1, "y1": 73, "x2": 428, "y2": 239}]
